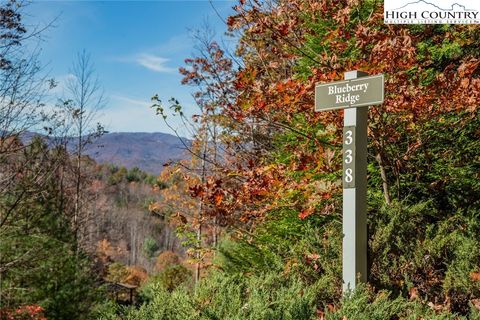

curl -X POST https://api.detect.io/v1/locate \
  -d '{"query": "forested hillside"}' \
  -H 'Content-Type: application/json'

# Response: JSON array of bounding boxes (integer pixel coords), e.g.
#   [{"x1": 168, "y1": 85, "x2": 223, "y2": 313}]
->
[
  {"x1": 1, "y1": 0, "x2": 480, "y2": 319},
  {"x1": 82, "y1": 132, "x2": 189, "y2": 175},
  {"x1": 0, "y1": 135, "x2": 185, "y2": 318}
]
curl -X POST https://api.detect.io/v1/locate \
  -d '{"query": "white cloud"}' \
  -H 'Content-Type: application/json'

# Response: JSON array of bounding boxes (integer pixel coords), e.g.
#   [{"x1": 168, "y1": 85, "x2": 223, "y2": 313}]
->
[
  {"x1": 100, "y1": 94, "x2": 195, "y2": 136},
  {"x1": 99, "y1": 94, "x2": 161, "y2": 132},
  {"x1": 110, "y1": 95, "x2": 151, "y2": 108},
  {"x1": 135, "y1": 54, "x2": 176, "y2": 73}
]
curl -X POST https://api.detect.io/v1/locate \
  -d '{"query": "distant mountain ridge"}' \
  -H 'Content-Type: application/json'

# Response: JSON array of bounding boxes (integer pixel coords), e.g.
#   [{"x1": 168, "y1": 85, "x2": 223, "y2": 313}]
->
[
  {"x1": 21, "y1": 131, "x2": 190, "y2": 175},
  {"x1": 84, "y1": 132, "x2": 190, "y2": 175}
]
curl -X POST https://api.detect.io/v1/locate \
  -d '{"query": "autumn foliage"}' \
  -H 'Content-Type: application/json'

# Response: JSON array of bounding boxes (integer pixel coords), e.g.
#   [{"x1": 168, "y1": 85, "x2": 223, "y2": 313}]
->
[
  {"x1": 0, "y1": 305, "x2": 47, "y2": 320},
  {"x1": 142, "y1": 0, "x2": 480, "y2": 317}
]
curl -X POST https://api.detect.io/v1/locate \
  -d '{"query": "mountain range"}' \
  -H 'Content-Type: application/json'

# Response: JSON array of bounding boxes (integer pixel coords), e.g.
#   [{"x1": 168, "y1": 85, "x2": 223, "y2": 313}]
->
[
  {"x1": 21, "y1": 131, "x2": 190, "y2": 175},
  {"x1": 83, "y1": 132, "x2": 190, "y2": 175}
]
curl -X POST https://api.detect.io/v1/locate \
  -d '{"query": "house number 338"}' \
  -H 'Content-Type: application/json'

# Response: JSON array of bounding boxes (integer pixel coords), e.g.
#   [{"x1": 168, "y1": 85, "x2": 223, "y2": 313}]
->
[{"x1": 343, "y1": 126, "x2": 356, "y2": 188}]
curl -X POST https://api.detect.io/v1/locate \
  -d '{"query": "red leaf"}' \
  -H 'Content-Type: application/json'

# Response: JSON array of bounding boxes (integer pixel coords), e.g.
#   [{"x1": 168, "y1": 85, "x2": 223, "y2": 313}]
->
[{"x1": 299, "y1": 207, "x2": 314, "y2": 220}]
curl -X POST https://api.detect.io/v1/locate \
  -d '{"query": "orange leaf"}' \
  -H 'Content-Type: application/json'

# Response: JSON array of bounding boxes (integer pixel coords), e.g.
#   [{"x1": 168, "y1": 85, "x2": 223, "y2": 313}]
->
[
  {"x1": 409, "y1": 287, "x2": 418, "y2": 300},
  {"x1": 470, "y1": 272, "x2": 480, "y2": 282},
  {"x1": 299, "y1": 207, "x2": 314, "y2": 220},
  {"x1": 214, "y1": 193, "x2": 223, "y2": 206}
]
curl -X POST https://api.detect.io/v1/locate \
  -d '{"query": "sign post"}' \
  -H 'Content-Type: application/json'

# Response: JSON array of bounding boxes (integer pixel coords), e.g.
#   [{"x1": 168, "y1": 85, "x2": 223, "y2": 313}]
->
[{"x1": 314, "y1": 71, "x2": 384, "y2": 293}]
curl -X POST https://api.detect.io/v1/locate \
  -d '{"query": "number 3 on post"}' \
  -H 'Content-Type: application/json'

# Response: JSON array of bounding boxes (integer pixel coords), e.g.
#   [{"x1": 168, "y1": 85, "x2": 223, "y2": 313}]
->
[{"x1": 343, "y1": 126, "x2": 356, "y2": 188}]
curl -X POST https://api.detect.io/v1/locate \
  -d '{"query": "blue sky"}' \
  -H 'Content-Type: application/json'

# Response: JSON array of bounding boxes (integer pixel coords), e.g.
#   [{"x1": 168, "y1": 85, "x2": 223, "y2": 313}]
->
[{"x1": 26, "y1": 0, "x2": 235, "y2": 135}]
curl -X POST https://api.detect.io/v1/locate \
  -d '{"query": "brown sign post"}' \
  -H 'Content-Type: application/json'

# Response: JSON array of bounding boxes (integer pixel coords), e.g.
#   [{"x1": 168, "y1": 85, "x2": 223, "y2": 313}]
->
[
  {"x1": 315, "y1": 71, "x2": 384, "y2": 293},
  {"x1": 315, "y1": 74, "x2": 384, "y2": 112}
]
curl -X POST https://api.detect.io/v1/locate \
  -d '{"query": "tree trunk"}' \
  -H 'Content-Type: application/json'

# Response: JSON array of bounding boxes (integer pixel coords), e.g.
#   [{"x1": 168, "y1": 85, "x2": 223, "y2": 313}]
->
[{"x1": 375, "y1": 152, "x2": 391, "y2": 205}]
